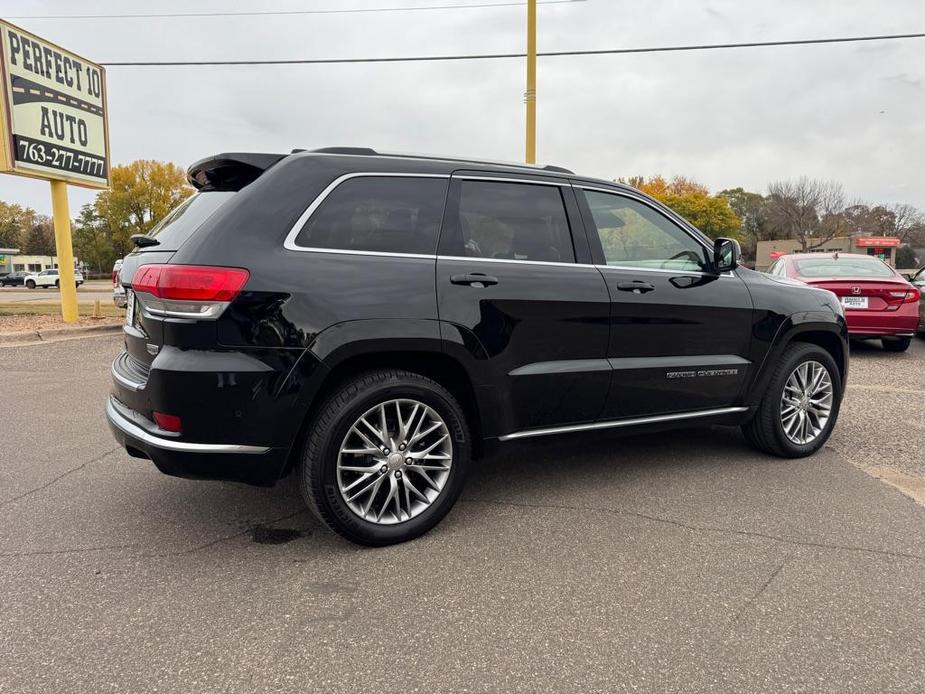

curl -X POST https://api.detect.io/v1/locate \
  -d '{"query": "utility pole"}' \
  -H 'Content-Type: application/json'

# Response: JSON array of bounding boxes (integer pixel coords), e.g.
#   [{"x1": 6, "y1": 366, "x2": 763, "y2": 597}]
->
[{"x1": 525, "y1": 0, "x2": 537, "y2": 164}]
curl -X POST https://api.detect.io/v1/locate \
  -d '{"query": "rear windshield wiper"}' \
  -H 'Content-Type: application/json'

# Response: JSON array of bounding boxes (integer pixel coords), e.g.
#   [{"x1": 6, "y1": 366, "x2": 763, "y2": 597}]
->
[{"x1": 130, "y1": 234, "x2": 160, "y2": 248}]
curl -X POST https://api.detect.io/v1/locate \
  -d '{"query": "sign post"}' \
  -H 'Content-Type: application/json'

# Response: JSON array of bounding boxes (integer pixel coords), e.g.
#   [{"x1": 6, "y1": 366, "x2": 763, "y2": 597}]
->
[
  {"x1": 524, "y1": 0, "x2": 536, "y2": 164},
  {"x1": 0, "y1": 19, "x2": 110, "y2": 322}
]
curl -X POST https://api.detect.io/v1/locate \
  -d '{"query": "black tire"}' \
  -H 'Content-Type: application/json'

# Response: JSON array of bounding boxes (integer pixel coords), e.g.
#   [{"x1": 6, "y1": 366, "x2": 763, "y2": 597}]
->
[
  {"x1": 54, "y1": 280, "x2": 60, "y2": 288},
  {"x1": 742, "y1": 342, "x2": 842, "y2": 458},
  {"x1": 25, "y1": 280, "x2": 35, "y2": 289},
  {"x1": 882, "y1": 337, "x2": 911, "y2": 352},
  {"x1": 299, "y1": 369, "x2": 470, "y2": 546}
]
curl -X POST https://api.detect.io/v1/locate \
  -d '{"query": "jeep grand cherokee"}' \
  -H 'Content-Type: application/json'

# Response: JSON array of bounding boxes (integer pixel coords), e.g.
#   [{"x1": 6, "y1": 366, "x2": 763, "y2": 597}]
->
[{"x1": 107, "y1": 147, "x2": 849, "y2": 545}]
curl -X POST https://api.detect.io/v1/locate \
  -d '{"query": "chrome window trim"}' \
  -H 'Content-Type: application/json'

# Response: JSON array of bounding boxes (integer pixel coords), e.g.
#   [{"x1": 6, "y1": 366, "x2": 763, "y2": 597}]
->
[
  {"x1": 596, "y1": 263, "x2": 736, "y2": 279},
  {"x1": 454, "y1": 174, "x2": 566, "y2": 187},
  {"x1": 438, "y1": 255, "x2": 594, "y2": 269},
  {"x1": 283, "y1": 172, "x2": 451, "y2": 254},
  {"x1": 106, "y1": 399, "x2": 270, "y2": 455},
  {"x1": 498, "y1": 406, "x2": 749, "y2": 442}
]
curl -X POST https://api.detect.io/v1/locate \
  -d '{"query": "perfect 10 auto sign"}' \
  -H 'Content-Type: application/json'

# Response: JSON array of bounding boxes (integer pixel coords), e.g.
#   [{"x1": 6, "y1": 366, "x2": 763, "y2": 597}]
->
[{"x1": 0, "y1": 20, "x2": 110, "y2": 188}]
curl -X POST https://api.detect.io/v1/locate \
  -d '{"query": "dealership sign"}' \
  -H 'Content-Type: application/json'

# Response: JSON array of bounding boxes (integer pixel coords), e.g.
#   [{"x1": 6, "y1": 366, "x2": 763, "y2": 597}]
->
[
  {"x1": 854, "y1": 237, "x2": 900, "y2": 248},
  {"x1": 0, "y1": 20, "x2": 110, "y2": 188}
]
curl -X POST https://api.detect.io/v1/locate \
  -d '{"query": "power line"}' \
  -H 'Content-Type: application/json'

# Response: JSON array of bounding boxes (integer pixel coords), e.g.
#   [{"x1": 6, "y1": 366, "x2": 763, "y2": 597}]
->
[
  {"x1": 100, "y1": 32, "x2": 925, "y2": 66},
  {"x1": 9, "y1": 0, "x2": 585, "y2": 20}
]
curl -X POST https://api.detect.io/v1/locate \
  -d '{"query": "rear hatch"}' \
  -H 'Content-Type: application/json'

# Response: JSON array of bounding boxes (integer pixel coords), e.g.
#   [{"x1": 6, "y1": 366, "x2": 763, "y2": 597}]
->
[
  {"x1": 120, "y1": 192, "x2": 237, "y2": 371},
  {"x1": 119, "y1": 152, "x2": 285, "y2": 374}
]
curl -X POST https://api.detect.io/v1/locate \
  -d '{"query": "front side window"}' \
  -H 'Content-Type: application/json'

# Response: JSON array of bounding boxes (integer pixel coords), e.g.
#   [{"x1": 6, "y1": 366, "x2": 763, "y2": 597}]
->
[
  {"x1": 294, "y1": 176, "x2": 448, "y2": 255},
  {"x1": 583, "y1": 190, "x2": 708, "y2": 272},
  {"x1": 452, "y1": 180, "x2": 575, "y2": 263}
]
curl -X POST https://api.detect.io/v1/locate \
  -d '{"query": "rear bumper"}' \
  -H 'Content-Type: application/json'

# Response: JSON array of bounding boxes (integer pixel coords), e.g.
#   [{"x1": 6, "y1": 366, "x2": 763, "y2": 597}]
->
[
  {"x1": 845, "y1": 305, "x2": 919, "y2": 338},
  {"x1": 106, "y1": 396, "x2": 288, "y2": 486}
]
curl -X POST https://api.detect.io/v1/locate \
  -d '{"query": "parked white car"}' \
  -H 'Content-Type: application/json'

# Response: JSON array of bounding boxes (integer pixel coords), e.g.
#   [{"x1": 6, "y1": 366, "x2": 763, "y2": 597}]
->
[
  {"x1": 112, "y1": 258, "x2": 126, "y2": 307},
  {"x1": 23, "y1": 268, "x2": 84, "y2": 289}
]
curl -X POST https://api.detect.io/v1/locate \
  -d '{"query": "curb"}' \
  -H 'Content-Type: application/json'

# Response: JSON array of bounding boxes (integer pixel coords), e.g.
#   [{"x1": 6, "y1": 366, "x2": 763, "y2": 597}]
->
[{"x1": 0, "y1": 323, "x2": 122, "y2": 345}]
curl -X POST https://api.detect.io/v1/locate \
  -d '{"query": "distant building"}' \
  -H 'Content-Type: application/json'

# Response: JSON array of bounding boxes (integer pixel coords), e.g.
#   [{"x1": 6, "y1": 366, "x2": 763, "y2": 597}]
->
[
  {"x1": 0, "y1": 250, "x2": 82, "y2": 274},
  {"x1": 755, "y1": 235, "x2": 900, "y2": 271}
]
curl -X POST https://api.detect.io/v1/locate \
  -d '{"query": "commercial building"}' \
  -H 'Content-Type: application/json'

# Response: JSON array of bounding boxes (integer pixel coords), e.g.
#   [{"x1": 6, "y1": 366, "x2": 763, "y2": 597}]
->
[
  {"x1": 755, "y1": 235, "x2": 901, "y2": 271},
  {"x1": 0, "y1": 250, "x2": 82, "y2": 274}
]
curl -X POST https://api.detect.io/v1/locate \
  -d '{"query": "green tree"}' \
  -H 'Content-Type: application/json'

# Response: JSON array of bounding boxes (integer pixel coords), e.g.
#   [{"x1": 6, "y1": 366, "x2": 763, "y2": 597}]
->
[
  {"x1": 895, "y1": 245, "x2": 919, "y2": 269},
  {"x1": 73, "y1": 203, "x2": 117, "y2": 273},
  {"x1": 20, "y1": 216, "x2": 54, "y2": 255}
]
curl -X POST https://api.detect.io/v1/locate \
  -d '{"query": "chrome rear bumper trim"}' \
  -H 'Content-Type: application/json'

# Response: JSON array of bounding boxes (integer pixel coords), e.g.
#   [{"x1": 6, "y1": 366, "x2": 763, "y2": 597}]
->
[
  {"x1": 106, "y1": 400, "x2": 270, "y2": 455},
  {"x1": 498, "y1": 406, "x2": 749, "y2": 442}
]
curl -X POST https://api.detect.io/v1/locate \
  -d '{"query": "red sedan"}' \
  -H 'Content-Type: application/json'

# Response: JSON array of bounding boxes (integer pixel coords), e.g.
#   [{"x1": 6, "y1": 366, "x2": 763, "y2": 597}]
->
[{"x1": 768, "y1": 252, "x2": 921, "y2": 352}]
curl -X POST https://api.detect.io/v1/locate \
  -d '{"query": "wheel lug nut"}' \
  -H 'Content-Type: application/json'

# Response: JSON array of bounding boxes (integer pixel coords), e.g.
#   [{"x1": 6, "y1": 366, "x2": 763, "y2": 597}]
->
[
  {"x1": 380, "y1": 465, "x2": 387, "y2": 474},
  {"x1": 395, "y1": 471, "x2": 402, "y2": 478},
  {"x1": 406, "y1": 458, "x2": 413, "y2": 465},
  {"x1": 383, "y1": 448, "x2": 390, "y2": 455},
  {"x1": 399, "y1": 443, "x2": 405, "y2": 451}
]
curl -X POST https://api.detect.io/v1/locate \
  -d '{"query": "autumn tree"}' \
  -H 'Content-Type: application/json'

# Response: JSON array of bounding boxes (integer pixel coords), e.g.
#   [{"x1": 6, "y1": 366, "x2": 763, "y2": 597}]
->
[
  {"x1": 620, "y1": 175, "x2": 743, "y2": 241},
  {"x1": 0, "y1": 201, "x2": 53, "y2": 254},
  {"x1": 93, "y1": 160, "x2": 193, "y2": 258},
  {"x1": 0, "y1": 201, "x2": 28, "y2": 248}
]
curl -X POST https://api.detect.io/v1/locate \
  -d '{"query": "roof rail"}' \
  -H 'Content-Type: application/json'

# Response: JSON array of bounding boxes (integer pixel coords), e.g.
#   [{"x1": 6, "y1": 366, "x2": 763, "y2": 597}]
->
[
  {"x1": 295, "y1": 147, "x2": 574, "y2": 174},
  {"x1": 308, "y1": 146, "x2": 378, "y2": 155}
]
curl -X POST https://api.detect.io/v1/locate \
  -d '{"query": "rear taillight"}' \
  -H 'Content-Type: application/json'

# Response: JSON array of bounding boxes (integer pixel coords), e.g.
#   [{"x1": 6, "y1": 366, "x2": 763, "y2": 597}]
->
[
  {"x1": 112, "y1": 269, "x2": 118, "y2": 286},
  {"x1": 131, "y1": 264, "x2": 249, "y2": 319},
  {"x1": 884, "y1": 287, "x2": 920, "y2": 310}
]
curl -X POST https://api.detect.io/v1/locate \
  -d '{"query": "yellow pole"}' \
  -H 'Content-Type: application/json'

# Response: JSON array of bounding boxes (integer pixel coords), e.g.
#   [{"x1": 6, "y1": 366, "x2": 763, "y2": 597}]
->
[
  {"x1": 525, "y1": 0, "x2": 537, "y2": 164},
  {"x1": 49, "y1": 180, "x2": 79, "y2": 323}
]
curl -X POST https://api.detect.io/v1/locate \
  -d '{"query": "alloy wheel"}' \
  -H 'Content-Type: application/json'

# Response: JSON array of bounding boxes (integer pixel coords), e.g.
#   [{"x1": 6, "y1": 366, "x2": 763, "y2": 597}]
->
[
  {"x1": 336, "y1": 398, "x2": 453, "y2": 525},
  {"x1": 780, "y1": 360, "x2": 833, "y2": 445}
]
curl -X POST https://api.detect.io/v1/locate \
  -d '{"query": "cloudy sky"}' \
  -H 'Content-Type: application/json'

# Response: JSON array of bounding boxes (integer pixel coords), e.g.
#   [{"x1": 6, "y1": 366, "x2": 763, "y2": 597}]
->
[{"x1": 2, "y1": 0, "x2": 924, "y2": 215}]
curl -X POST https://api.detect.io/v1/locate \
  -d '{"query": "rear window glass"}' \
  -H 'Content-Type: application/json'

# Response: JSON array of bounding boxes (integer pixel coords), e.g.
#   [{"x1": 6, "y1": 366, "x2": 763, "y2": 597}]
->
[
  {"x1": 145, "y1": 192, "x2": 234, "y2": 250},
  {"x1": 452, "y1": 180, "x2": 575, "y2": 263},
  {"x1": 294, "y1": 176, "x2": 448, "y2": 255},
  {"x1": 793, "y1": 257, "x2": 895, "y2": 278}
]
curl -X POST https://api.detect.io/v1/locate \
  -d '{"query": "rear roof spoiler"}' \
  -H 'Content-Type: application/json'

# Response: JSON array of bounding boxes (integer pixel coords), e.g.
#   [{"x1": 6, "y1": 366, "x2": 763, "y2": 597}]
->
[{"x1": 187, "y1": 152, "x2": 286, "y2": 191}]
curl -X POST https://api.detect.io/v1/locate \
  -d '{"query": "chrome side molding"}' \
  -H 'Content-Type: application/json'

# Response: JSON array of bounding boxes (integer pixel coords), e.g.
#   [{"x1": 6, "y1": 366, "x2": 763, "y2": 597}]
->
[{"x1": 498, "y1": 406, "x2": 750, "y2": 442}]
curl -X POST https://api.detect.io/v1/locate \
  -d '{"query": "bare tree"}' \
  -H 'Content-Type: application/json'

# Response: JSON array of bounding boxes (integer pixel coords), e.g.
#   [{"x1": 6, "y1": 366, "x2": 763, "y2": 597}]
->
[
  {"x1": 887, "y1": 203, "x2": 925, "y2": 244},
  {"x1": 765, "y1": 178, "x2": 850, "y2": 251}
]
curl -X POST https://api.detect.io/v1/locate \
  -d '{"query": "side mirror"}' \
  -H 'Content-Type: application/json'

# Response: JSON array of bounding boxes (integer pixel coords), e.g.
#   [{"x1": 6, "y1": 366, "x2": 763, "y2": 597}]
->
[{"x1": 713, "y1": 237, "x2": 740, "y2": 273}]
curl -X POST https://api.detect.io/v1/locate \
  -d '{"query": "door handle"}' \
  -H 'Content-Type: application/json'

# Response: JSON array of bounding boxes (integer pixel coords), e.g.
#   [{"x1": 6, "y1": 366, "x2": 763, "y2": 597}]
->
[
  {"x1": 616, "y1": 281, "x2": 655, "y2": 294},
  {"x1": 450, "y1": 273, "x2": 499, "y2": 287}
]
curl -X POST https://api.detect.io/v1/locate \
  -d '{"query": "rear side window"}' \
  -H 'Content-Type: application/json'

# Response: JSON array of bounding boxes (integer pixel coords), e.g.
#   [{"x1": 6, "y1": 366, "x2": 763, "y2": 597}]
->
[
  {"x1": 294, "y1": 176, "x2": 448, "y2": 255},
  {"x1": 146, "y1": 192, "x2": 235, "y2": 250},
  {"x1": 451, "y1": 180, "x2": 575, "y2": 263}
]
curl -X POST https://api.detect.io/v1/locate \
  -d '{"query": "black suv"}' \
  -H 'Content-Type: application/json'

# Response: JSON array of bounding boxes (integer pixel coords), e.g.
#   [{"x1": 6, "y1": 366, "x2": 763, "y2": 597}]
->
[{"x1": 107, "y1": 148, "x2": 848, "y2": 545}]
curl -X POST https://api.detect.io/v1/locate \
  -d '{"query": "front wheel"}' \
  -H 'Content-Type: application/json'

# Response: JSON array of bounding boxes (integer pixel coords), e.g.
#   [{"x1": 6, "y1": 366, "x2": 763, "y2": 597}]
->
[
  {"x1": 882, "y1": 337, "x2": 911, "y2": 352},
  {"x1": 299, "y1": 369, "x2": 470, "y2": 546},
  {"x1": 25, "y1": 280, "x2": 35, "y2": 289},
  {"x1": 743, "y1": 343, "x2": 842, "y2": 458}
]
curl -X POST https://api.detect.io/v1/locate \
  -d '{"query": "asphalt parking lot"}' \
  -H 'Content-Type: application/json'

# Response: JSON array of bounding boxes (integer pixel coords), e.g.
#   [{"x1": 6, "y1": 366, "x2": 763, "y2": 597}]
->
[
  {"x1": 1, "y1": 335, "x2": 924, "y2": 693},
  {"x1": 0, "y1": 280, "x2": 112, "y2": 304}
]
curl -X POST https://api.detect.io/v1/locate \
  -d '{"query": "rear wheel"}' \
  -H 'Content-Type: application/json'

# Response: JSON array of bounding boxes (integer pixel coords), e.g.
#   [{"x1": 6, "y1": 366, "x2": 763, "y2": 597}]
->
[
  {"x1": 743, "y1": 343, "x2": 841, "y2": 458},
  {"x1": 882, "y1": 337, "x2": 911, "y2": 352},
  {"x1": 55, "y1": 280, "x2": 60, "y2": 288},
  {"x1": 299, "y1": 369, "x2": 470, "y2": 546}
]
